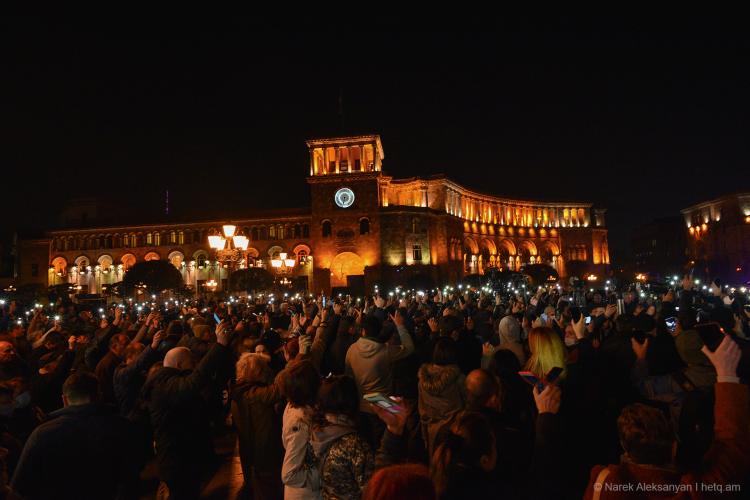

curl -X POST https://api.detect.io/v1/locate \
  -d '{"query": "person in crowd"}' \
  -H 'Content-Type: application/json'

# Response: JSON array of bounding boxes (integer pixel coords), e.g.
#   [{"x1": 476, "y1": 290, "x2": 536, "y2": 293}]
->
[
  {"x1": 497, "y1": 315, "x2": 526, "y2": 366},
  {"x1": 113, "y1": 330, "x2": 163, "y2": 417},
  {"x1": 94, "y1": 332, "x2": 129, "y2": 405},
  {"x1": 311, "y1": 375, "x2": 374, "y2": 499},
  {"x1": 231, "y1": 352, "x2": 285, "y2": 500},
  {"x1": 10, "y1": 372, "x2": 142, "y2": 500},
  {"x1": 0, "y1": 343, "x2": 28, "y2": 383},
  {"x1": 584, "y1": 334, "x2": 749, "y2": 498},
  {"x1": 524, "y1": 326, "x2": 567, "y2": 381},
  {"x1": 146, "y1": 322, "x2": 231, "y2": 499},
  {"x1": 346, "y1": 309, "x2": 414, "y2": 447},
  {"x1": 363, "y1": 463, "x2": 435, "y2": 500},
  {"x1": 417, "y1": 337, "x2": 466, "y2": 458},
  {"x1": 280, "y1": 359, "x2": 321, "y2": 499}
]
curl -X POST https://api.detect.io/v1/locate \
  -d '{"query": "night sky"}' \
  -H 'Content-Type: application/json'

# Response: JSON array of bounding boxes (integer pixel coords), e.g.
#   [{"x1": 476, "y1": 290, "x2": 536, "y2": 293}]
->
[{"x1": 3, "y1": 17, "x2": 749, "y2": 262}]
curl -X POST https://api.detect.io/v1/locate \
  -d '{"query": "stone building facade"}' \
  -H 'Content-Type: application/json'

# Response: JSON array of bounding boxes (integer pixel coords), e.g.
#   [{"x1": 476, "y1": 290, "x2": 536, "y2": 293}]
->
[{"x1": 10, "y1": 134, "x2": 609, "y2": 296}]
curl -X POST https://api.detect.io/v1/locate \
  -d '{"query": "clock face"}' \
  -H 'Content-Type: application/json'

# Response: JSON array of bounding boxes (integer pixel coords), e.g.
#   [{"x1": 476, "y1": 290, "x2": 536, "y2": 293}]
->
[{"x1": 334, "y1": 188, "x2": 355, "y2": 208}]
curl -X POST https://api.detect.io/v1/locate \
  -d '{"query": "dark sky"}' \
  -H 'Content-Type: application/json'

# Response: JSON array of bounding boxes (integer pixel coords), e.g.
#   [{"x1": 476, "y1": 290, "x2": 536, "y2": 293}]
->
[{"x1": 2, "y1": 17, "x2": 749, "y2": 262}]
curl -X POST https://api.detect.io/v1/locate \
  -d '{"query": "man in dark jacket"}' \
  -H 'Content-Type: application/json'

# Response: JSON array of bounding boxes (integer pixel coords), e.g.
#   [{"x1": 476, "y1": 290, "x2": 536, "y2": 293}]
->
[
  {"x1": 95, "y1": 333, "x2": 129, "y2": 405},
  {"x1": 113, "y1": 330, "x2": 163, "y2": 417},
  {"x1": 147, "y1": 322, "x2": 231, "y2": 499},
  {"x1": 11, "y1": 371, "x2": 142, "y2": 500}
]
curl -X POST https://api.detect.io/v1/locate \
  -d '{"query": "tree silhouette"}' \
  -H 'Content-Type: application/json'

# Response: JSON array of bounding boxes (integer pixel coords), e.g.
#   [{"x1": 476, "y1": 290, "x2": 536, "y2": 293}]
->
[
  {"x1": 122, "y1": 261, "x2": 183, "y2": 295},
  {"x1": 229, "y1": 268, "x2": 274, "y2": 293}
]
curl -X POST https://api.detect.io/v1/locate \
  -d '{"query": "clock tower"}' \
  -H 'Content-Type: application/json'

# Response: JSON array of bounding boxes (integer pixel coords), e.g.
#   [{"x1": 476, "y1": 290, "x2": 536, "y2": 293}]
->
[{"x1": 306, "y1": 135, "x2": 386, "y2": 293}]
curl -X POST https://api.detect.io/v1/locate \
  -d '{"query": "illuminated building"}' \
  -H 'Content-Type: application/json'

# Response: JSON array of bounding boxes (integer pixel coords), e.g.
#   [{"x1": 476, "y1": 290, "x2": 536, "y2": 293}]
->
[
  {"x1": 5, "y1": 135, "x2": 610, "y2": 295},
  {"x1": 682, "y1": 193, "x2": 750, "y2": 282}
]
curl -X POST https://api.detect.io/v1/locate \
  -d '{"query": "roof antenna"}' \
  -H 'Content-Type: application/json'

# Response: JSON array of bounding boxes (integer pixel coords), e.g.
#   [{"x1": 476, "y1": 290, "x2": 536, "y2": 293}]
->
[{"x1": 338, "y1": 87, "x2": 345, "y2": 133}]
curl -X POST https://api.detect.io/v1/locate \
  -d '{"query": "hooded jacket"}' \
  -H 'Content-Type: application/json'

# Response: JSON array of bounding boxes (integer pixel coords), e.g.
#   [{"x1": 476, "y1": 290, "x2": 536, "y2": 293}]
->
[
  {"x1": 418, "y1": 363, "x2": 466, "y2": 457},
  {"x1": 311, "y1": 414, "x2": 374, "y2": 500},
  {"x1": 498, "y1": 316, "x2": 527, "y2": 366},
  {"x1": 345, "y1": 325, "x2": 415, "y2": 412}
]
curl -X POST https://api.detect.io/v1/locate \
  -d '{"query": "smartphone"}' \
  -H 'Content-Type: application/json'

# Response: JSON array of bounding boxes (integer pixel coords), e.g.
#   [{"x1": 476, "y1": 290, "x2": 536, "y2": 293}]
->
[
  {"x1": 322, "y1": 296, "x2": 327, "y2": 308},
  {"x1": 545, "y1": 366, "x2": 564, "y2": 385},
  {"x1": 518, "y1": 371, "x2": 543, "y2": 391},
  {"x1": 363, "y1": 393, "x2": 404, "y2": 414},
  {"x1": 695, "y1": 322, "x2": 726, "y2": 352},
  {"x1": 213, "y1": 312, "x2": 222, "y2": 324},
  {"x1": 570, "y1": 306, "x2": 582, "y2": 322},
  {"x1": 585, "y1": 316, "x2": 591, "y2": 325},
  {"x1": 664, "y1": 316, "x2": 677, "y2": 334}
]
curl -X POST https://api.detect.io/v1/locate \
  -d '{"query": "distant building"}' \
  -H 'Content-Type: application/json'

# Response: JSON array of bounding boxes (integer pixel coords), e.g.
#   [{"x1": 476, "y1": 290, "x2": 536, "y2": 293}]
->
[
  {"x1": 682, "y1": 193, "x2": 750, "y2": 283},
  {"x1": 9, "y1": 135, "x2": 610, "y2": 296},
  {"x1": 631, "y1": 216, "x2": 687, "y2": 278}
]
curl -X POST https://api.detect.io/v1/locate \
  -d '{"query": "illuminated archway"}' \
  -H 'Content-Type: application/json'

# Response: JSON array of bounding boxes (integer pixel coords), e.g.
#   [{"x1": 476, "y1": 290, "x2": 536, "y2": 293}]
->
[
  {"x1": 144, "y1": 252, "x2": 160, "y2": 261},
  {"x1": 330, "y1": 252, "x2": 365, "y2": 287}
]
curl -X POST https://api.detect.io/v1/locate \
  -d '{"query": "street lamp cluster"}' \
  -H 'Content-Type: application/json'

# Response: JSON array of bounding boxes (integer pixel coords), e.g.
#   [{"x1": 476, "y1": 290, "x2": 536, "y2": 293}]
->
[{"x1": 208, "y1": 225, "x2": 249, "y2": 264}]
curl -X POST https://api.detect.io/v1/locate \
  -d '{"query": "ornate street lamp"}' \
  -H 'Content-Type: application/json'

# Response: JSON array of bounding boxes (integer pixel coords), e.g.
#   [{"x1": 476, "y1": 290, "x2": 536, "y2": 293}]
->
[
  {"x1": 270, "y1": 252, "x2": 296, "y2": 287},
  {"x1": 208, "y1": 224, "x2": 250, "y2": 265}
]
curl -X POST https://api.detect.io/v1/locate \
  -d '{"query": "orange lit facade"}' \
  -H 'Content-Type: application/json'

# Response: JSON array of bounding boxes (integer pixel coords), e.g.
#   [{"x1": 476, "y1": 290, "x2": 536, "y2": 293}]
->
[
  {"x1": 682, "y1": 193, "x2": 750, "y2": 282},
  {"x1": 20, "y1": 135, "x2": 609, "y2": 296}
]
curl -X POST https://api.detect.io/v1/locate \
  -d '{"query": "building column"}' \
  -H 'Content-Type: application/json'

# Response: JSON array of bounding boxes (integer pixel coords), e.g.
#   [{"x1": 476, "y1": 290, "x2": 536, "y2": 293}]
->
[
  {"x1": 309, "y1": 149, "x2": 315, "y2": 175},
  {"x1": 323, "y1": 148, "x2": 329, "y2": 174},
  {"x1": 335, "y1": 148, "x2": 340, "y2": 174},
  {"x1": 360, "y1": 145, "x2": 365, "y2": 171}
]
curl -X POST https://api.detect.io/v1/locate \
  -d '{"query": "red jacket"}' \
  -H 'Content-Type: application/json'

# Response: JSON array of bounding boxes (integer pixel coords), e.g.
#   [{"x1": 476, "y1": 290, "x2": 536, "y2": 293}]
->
[{"x1": 583, "y1": 383, "x2": 749, "y2": 499}]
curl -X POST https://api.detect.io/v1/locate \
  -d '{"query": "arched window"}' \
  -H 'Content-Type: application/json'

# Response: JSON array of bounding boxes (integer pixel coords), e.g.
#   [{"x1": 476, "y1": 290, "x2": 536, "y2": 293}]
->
[
  {"x1": 260, "y1": 226, "x2": 268, "y2": 240},
  {"x1": 251, "y1": 227, "x2": 259, "y2": 241},
  {"x1": 303, "y1": 224, "x2": 310, "y2": 238},
  {"x1": 269, "y1": 225, "x2": 276, "y2": 239},
  {"x1": 297, "y1": 249, "x2": 308, "y2": 265},
  {"x1": 146, "y1": 233, "x2": 153, "y2": 245},
  {"x1": 278, "y1": 225, "x2": 284, "y2": 240},
  {"x1": 153, "y1": 232, "x2": 161, "y2": 246},
  {"x1": 411, "y1": 218, "x2": 421, "y2": 234},
  {"x1": 294, "y1": 224, "x2": 301, "y2": 238},
  {"x1": 322, "y1": 220, "x2": 332, "y2": 238},
  {"x1": 178, "y1": 231, "x2": 184, "y2": 245},
  {"x1": 360, "y1": 218, "x2": 370, "y2": 235},
  {"x1": 131, "y1": 233, "x2": 138, "y2": 247},
  {"x1": 197, "y1": 254, "x2": 207, "y2": 268}
]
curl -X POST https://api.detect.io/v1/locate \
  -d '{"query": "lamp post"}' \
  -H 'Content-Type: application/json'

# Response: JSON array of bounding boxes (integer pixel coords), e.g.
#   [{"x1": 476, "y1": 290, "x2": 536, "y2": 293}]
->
[
  {"x1": 271, "y1": 252, "x2": 296, "y2": 287},
  {"x1": 207, "y1": 224, "x2": 250, "y2": 292}
]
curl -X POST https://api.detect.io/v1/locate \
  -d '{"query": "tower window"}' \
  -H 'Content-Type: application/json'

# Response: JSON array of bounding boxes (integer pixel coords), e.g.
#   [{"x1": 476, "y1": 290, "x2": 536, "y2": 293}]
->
[
  {"x1": 322, "y1": 220, "x2": 332, "y2": 238},
  {"x1": 360, "y1": 218, "x2": 370, "y2": 235},
  {"x1": 412, "y1": 244, "x2": 422, "y2": 262}
]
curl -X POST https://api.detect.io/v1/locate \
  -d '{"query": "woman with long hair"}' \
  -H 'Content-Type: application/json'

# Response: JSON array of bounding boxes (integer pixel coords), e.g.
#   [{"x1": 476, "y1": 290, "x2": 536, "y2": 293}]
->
[{"x1": 524, "y1": 326, "x2": 567, "y2": 381}]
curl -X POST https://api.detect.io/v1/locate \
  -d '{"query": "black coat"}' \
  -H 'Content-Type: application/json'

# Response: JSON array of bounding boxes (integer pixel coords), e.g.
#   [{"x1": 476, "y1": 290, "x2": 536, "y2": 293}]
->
[
  {"x1": 146, "y1": 342, "x2": 230, "y2": 482},
  {"x1": 230, "y1": 379, "x2": 284, "y2": 477},
  {"x1": 113, "y1": 345, "x2": 160, "y2": 417},
  {"x1": 10, "y1": 403, "x2": 142, "y2": 500}
]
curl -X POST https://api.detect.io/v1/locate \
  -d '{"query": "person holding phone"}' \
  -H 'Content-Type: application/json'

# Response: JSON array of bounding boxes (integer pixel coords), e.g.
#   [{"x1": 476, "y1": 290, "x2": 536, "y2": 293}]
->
[
  {"x1": 586, "y1": 335, "x2": 748, "y2": 499},
  {"x1": 345, "y1": 309, "x2": 414, "y2": 448}
]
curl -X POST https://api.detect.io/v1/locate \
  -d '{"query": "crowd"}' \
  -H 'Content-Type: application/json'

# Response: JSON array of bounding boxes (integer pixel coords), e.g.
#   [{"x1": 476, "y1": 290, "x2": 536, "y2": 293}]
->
[{"x1": 0, "y1": 274, "x2": 748, "y2": 499}]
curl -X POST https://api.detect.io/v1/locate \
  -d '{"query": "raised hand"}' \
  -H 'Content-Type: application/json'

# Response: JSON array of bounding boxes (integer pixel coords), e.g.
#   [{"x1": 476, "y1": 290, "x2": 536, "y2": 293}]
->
[
  {"x1": 390, "y1": 310, "x2": 405, "y2": 327},
  {"x1": 332, "y1": 302, "x2": 343, "y2": 316},
  {"x1": 216, "y1": 321, "x2": 230, "y2": 347},
  {"x1": 151, "y1": 330, "x2": 165, "y2": 349},
  {"x1": 427, "y1": 317, "x2": 439, "y2": 333},
  {"x1": 572, "y1": 313, "x2": 586, "y2": 340},
  {"x1": 370, "y1": 396, "x2": 411, "y2": 436},
  {"x1": 533, "y1": 384, "x2": 562, "y2": 415},
  {"x1": 702, "y1": 334, "x2": 741, "y2": 378}
]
